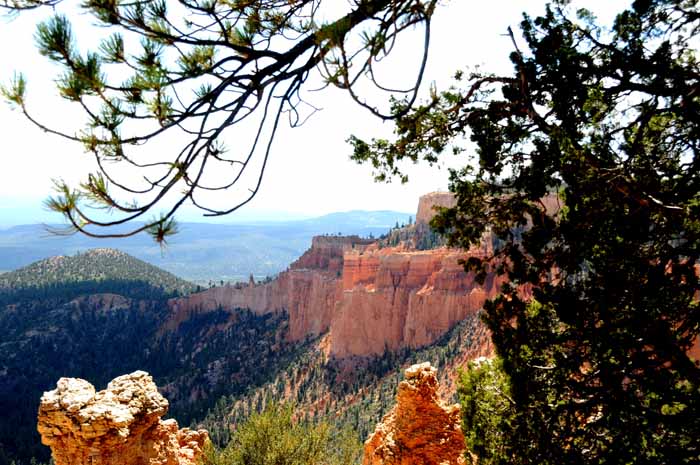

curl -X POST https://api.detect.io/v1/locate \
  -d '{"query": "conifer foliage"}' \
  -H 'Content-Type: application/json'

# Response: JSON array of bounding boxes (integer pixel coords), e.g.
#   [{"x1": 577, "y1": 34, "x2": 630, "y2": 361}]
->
[
  {"x1": 352, "y1": 1, "x2": 700, "y2": 463},
  {"x1": 204, "y1": 402, "x2": 361, "y2": 465},
  {"x1": 0, "y1": 0, "x2": 59, "y2": 10},
  {"x1": 2, "y1": 0, "x2": 436, "y2": 242}
]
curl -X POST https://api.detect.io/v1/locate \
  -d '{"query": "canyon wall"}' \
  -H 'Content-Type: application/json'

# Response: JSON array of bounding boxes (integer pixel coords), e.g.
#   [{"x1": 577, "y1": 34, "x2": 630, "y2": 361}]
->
[
  {"x1": 330, "y1": 245, "x2": 503, "y2": 358},
  {"x1": 164, "y1": 235, "x2": 372, "y2": 341},
  {"x1": 164, "y1": 193, "x2": 497, "y2": 359},
  {"x1": 415, "y1": 191, "x2": 457, "y2": 225}
]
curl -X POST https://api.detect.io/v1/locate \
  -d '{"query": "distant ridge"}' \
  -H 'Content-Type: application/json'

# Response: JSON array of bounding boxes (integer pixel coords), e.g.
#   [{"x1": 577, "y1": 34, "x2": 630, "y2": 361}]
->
[
  {"x1": 0, "y1": 210, "x2": 411, "y2": 282},
  {"x1": 0, "y1": 248, "x2": 194, "y2": 295}
]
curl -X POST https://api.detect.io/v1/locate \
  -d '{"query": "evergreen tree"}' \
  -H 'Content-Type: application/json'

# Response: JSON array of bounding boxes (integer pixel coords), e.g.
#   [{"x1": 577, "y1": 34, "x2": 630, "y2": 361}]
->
[
  {"x1": 352, "y1": 1, "x2": 700, "y2": 463},
  {"x1": 204, "y1": 402, "x2": 361, "y2": 465},
  {"x1": 1, "y1": 0, "x2": 436, "y2": 242}
]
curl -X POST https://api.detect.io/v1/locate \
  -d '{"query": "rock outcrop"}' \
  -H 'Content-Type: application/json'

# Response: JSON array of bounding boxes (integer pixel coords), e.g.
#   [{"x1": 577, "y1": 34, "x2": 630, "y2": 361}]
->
[
  {"x1": 37, "y1": 371, "x2": 208, "y2": 465},
  {"x1": 161, "y1": 193, "x2": 502, "y2": 360},
  {"x1": 415, "y1": 191, "x2": 457, "y2": 225},
  {"x1": 330, "y1": 245, "x2": 505, "y2": 358},
  {"x1": 164, "y1": 235, "x2": 373, "y2": 341},
  {"x1": 363, "y1": 362, "x2": 466, "y2": 465}
]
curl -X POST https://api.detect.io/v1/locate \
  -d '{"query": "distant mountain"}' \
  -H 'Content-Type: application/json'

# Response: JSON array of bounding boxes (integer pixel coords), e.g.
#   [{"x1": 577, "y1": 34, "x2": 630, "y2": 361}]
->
[
  {"x1": 0, "y1": 248, "x2": 194, "y2": 296},
  {"x1": 0, "y1": 210, "x2": 411, "y2": 283}
]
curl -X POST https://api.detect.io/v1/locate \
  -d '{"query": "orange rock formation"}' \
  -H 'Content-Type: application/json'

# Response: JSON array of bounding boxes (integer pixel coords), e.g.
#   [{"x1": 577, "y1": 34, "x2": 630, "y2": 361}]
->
[
  {"x1": 162, "y1": 193, "x2": 502, "y2": 360},
  {"x1": 37, "y1": 371, "x2": 208, "y2": 465},
  {"x1": 330, "y1": 245, "x2": 504, "y2": 358},
  {"x1": 415, "y1": 191, "x2": 457, "y2": 225},
  {"x1": 164, "y1": 235, "x2": 373, "y2": 340},
  {"x1": 362, "y1": 362, "x2": 466, "y2": 465}
]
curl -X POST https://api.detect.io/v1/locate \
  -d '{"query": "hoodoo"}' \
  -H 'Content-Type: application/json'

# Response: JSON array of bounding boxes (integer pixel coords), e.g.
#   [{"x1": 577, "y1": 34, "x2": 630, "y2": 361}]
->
[
  {"x1": 37, "y1": 371, "x2": 208, "y2": 465},
  {"x1": 363, "y1": 362, "x2": 466, "y2": 465}
]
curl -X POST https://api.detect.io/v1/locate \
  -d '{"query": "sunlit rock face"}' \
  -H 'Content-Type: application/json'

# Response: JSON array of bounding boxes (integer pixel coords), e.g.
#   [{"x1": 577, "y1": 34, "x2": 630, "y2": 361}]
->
[
  {"x1": 363, "y1": 362, "x2": 466, "y2": 465},
  {"x1": 329, "y1": 244, "x2": 505, "y2": 358},
  {"x1": 415, "y1": 191, "x2": 457, "y2": 225},
  {"x1": 37, "y1": 371, "x2": 208, "y2": 465},
  {"x1": 163, "y1": 193, "x2": 503, "y2": 360},
  {"x1": 164, "y1": 235, "x2": 373, "y2": 341}
]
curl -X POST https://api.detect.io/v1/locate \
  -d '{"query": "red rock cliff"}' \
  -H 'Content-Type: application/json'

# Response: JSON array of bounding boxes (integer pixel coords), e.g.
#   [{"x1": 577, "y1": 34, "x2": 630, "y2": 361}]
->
[
  {"x1": 165, "y1": 236, "x2": 372, "y2": 341},
  {"x1": 163, "y1": 193, "x2": 500, "y2": 359},
  {"x1": 330, "y1": 244, "x2": 503, "y2": 358}
]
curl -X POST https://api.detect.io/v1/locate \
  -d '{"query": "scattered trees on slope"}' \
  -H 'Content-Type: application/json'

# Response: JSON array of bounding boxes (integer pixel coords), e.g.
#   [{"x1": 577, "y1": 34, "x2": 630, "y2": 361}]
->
[{"x1": 353, "y1": 0, "x2": 700, "y2": 463}]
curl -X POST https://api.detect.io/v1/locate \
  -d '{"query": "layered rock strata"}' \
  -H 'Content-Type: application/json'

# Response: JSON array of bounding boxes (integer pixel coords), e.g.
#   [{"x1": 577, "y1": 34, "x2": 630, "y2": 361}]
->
[
  {"x1": 162, "y1": 192, "x2": 505, "y2": 359},
  {"x1": 37, "y1": 371, "x2": 208, "y2": 465},
  {"x1": 330, "y1": 245, "x2": 504, "y2": 358},
  {"x1": 363, "y1": 362, "x2": 466, "y2": 465},
  {"x1": 165, "y1": 235, "x2": 372, "y2": 340}
]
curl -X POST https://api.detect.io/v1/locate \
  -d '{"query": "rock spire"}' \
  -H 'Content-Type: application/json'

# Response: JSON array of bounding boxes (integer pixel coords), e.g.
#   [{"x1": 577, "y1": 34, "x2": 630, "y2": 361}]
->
[
  {"x1": 37, "y1": 371, "x2": 208, "y2": 465},
  {"x1": 363, "y1": 362, "x2": 466, "y2": 465}
]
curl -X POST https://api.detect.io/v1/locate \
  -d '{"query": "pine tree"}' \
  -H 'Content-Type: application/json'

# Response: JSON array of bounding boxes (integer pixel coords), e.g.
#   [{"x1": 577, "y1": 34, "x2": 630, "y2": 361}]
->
[
  {"x1": 1, "y1": 0, "x2": 437, "y2": 241},
  {"x1": 352, "y1": 1, "x2": 700, "y2": 463}
]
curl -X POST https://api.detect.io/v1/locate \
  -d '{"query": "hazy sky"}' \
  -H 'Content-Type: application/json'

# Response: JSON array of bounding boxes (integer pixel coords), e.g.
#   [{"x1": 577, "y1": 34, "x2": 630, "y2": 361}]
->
[{"x1": 0, "y1": 0, "x2": 629, "y2": 226}]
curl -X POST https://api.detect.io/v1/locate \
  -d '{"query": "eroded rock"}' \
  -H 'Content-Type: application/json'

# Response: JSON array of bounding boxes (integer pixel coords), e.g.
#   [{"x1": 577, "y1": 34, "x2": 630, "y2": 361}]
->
[
  {"x1": 363, "y1": 362, "x2": 466, "y2": 465},
  {"x1": 415, "y1": 191, "x2": 457, "y2": 225},
  {"x1": 37, "y1": 371, "x2": 208, "y2": 465},
  {"x1": 162, "y1": 193, "x2": 504, "y2": 360}
]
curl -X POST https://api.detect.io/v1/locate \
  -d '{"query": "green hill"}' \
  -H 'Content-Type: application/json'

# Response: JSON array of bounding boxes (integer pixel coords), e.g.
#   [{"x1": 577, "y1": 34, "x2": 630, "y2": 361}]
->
[{"x1": 0, "y1": 248, "x2": 194, "y2": 296}]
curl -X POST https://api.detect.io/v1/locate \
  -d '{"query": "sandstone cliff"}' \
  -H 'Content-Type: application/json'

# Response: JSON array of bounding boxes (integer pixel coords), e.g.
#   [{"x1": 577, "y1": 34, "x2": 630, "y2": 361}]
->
[
  {"x1": 415, "y1": 191, "x2": 457, "y2": 225},
  {"x1": 164, "y1": 235, "x2": 373, "y2": 340},
  {"x1": 363, "y1": 362, "x2": 466, "y2": 465},
  {"x1": 162, "y1": 193, "x2": 499, "y2": 360},
  {"x1": 37, "y1": 371, "x2": 208, "y2": 465},
  {"x1": 330, "y1": 245, "x2": 504, "y2": 358}
]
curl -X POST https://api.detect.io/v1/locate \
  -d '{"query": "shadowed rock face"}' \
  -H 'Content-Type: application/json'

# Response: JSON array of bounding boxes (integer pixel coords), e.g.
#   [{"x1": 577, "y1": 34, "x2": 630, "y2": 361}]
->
[
  {"x1": 37, "y1": 371, "x2": 208, "y2": 465},
  {"x1": 363, "y1": 362, "x2": 466, "y2": 465}
]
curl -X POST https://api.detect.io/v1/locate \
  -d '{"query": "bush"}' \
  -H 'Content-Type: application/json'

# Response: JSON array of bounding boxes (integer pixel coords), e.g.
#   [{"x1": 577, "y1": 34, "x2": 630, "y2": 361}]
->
[{"x1": 204, "y1": 402, "x2": 361, "y2": 465}]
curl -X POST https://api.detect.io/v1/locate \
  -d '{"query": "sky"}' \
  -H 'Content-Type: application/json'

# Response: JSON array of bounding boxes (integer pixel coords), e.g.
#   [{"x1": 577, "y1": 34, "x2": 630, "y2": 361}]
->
[{"x1": 0, "y1": 0, "x2": 630, "y2": 227}]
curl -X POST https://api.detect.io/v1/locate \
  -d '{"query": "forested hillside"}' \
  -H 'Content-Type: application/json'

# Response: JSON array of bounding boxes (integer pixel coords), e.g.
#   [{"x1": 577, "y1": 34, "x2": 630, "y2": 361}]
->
[
  {"x1": 0, "y1": 248, "x2": 194, "y2": 295},
  {"x1": 0, "y1": 240, "x2": 494, "y2": 465},
  {"x1": 0, "y1": 250, "x2": 298, "y2": 465},
  {"x1": 199, "y1": 313, "x2": 490, "y2": 448}
]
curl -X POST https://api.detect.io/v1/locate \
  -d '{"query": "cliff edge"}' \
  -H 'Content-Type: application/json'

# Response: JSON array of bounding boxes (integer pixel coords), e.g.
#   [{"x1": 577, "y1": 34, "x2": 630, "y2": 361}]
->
[
  {"x1": 37, "y1": 371, "x2": 208, "y2": 465},
  {"x1": 415, "y1": 191, "x2": 457, "y2": 225},
  {"x1": 162, "y1": 192, "x2": 501, "y2": 360}
]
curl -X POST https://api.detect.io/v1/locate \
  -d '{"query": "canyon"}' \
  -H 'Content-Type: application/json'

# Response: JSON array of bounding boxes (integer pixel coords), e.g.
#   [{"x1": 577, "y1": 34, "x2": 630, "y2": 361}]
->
[{"x1": 166, "y1": 192, "x2": 498, "y2": 360}]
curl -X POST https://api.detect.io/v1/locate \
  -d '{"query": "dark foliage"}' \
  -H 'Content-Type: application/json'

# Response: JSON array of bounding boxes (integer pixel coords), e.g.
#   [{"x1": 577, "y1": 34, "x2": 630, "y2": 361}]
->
[
  {"x1": 352, "y1": 1, "x2": 700, "y2": 463},
  {"x1": 0, "y1": 285, "x2": 293, "y2": 465}
]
